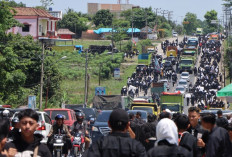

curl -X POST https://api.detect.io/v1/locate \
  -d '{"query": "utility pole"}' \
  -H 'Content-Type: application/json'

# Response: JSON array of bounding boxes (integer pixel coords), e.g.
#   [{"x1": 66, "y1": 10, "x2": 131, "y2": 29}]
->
[
  {"x1": 145, "y1": 11, "x2": 148, "y2": 39},
  {"x1": 84, "y1": 49, "x2": 88, "y2": 108},
  {"x1": 154, "y1": 8, "x2": 161, "y2": 16},
  {"x1": 131, "y1": 12, "x2": 134, "y2": 52},
  {"x1": 39, "y1": 42, "x2": 45, "y2": 110}
]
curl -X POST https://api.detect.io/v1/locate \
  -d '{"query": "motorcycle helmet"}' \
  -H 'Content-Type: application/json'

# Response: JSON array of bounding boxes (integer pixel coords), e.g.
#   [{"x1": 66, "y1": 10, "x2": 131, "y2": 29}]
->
[
  {"x1": 76, "y1": 112, "x2": 85, "y2": 123},
  {"x1": 55, "y1": 114, "x2": 64, "y2": 120},
  {"x1": 2, "y1": 109, "x2": 10, "y2": 117},
  {"x1": 12, "y1": 117, "x2": 19, "y2": 126}
]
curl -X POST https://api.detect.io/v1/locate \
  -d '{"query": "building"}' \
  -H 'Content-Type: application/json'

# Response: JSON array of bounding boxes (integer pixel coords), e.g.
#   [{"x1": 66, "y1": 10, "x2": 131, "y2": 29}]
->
[
  {"x1": 88, "y1": 3, "x2": 134, "y2": 16},
  {"x1": 7, "y1": 7, "x2": 59, "y2": 40},
  {"x1": 48, "y1": 7, "x2": 63, "y2": 19},
  {"x1": 57, "y1": 29, "x2": 75, "y2": 39}
]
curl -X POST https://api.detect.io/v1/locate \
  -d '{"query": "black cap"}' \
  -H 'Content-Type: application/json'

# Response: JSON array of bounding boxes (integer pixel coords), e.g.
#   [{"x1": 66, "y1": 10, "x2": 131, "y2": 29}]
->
[{"x1": 109, "y1": 109, "x2": 129, "y2": 124}]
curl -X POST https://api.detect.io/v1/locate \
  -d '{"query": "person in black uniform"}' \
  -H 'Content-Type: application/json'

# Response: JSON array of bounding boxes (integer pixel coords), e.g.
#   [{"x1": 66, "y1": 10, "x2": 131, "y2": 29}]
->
[
  {"x1": 201, "y1": 113, "x2": 232, "y2": 157},
  {"x1": 216, "y1": 110, "x2": 228, "y2": 129},
  {"x1": 84, "y1": 109, "x2": 146, "y2": 157},
  {"x1": 187, "y1": 107, "x2": 208, "y2": 157}
]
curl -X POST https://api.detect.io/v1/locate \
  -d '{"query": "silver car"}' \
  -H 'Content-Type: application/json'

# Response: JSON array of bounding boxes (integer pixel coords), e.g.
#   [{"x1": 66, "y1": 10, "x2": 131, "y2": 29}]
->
[
  {"x1": 178, "y1": 79, "x2": 188, "y2": 90},
  {"x1": 180, "y1": 72, "x2": 190, "y2": 82}
]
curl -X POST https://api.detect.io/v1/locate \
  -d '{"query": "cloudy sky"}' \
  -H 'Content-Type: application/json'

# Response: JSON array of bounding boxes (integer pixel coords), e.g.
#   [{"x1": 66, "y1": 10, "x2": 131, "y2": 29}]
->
[{"x1": 15, "y1": 0, "x2": 224, "y2": 22}]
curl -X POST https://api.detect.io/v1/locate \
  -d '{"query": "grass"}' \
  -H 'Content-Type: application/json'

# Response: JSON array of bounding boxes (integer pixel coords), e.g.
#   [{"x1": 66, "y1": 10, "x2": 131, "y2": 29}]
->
[{"x1": 60, "y1": 58, "x2": 137, "y2": 105}]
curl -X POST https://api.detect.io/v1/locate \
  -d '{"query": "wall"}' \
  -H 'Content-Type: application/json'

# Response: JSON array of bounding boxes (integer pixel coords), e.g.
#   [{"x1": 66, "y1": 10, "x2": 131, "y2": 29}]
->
[
  {"x1": 38, "y1": 18, "x2": 48, "y2": 36},
  {"x1": 59, "y1": 34, "x2": 72, "y2": 39},
  {"x1": 7, "y1": 18, "x2": 37, "y2": 38},
  {"x1": 88, "y1": 3, "x2": 99, "y2": 14}
]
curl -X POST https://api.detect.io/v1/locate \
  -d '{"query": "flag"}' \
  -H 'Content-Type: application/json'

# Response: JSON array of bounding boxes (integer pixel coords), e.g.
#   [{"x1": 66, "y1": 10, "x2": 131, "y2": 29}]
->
[
  {"x1": 154, "y1": 56, "x2": 161, "y2": 72},
  {"x1": 132, "y1": 38, "x2": 136, "y2": 46},
  {"x1": 153, "y1": 25, "x2": 157, "y2": 33}
]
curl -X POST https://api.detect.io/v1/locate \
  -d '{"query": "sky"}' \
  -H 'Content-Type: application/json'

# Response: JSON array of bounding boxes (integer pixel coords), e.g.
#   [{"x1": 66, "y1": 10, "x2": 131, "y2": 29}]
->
[{"x1": 15, "y1": 0, "x2": 224, "y2": 22}]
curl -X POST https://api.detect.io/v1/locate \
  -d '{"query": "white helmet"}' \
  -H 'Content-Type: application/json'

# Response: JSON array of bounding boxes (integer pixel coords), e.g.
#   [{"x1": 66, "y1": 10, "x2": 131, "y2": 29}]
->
[{"x1": 2, "y1": 109, "x2": 10, "y2": 117}]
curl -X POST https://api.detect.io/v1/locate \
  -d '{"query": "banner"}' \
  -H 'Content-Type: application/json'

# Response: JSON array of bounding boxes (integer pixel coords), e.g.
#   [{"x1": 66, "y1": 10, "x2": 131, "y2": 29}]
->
[
  {"x1": 114, "y1": 68, "x2": 120, "y2": 79},
  {"x1": 95, "y1": 87, "x2": 106, "y2": 96},
  {"x1": 28, "y1": 95, "x2": 36, "y2": 109}
]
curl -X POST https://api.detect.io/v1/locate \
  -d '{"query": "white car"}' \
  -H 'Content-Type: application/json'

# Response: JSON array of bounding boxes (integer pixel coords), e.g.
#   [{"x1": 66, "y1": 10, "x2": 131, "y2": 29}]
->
[
  {"x1": 175, "y1": 85, "x2": 186, "y2": 95},
  {"x1": 12, "y1": 111, "x2": 52, "y2": 144},
  {"x1": 180, "y1": 72, "x2": 190, "y2": 82},
  {"x1": 173, "y1": 32, "x2": 178, "y2": 37},
  {"x1": 178, "y1": 79, "x2": 188, "y2": 90}
]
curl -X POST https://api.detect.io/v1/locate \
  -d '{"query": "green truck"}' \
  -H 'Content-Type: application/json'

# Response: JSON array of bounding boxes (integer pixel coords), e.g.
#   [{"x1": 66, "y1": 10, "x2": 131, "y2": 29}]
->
[
  {"x1": 179, "y1": 57, "x2": 194, "y2": 74},
  {"x1": 196, "y1": 28, "x2": 203, "y2": 36},
  {"x1": 138, "y1": 53, "x2": 152, "y2": 65},
  {"x1": 160, "y1": 92, "x2": 184, "y2": 113}
]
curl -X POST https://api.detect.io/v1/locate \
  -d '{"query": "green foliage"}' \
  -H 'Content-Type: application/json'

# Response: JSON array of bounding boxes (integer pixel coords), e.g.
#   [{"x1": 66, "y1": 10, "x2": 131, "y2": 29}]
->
[
  {"x1": 175, "y1": 24, "x2": 184, "y2": 35},
  {"x1": 222, "y1": 0, "x2": 232, "y2": 7},
  {"x1": 5, "y1": 0, "x2": 26, "y2": 7},
  {"x1": 40, "y1": 0, "x2": 53, "y2": 10},
  {"x1": 93, "y1": 10, "x2": 113, "y2": 27},
  {"x1": 225, "y1": 48, "x2": 232, "y2": 81},
  {"x1": 121, "y1": 7, "x2": 156, "y2": 29},
  {"x1": 183, "y1": 12, "x2": 199, "y2": 35},
  {"x1": 57, "y1": 9, "x2": 88, "y2": 38},
  {"x1": 204, "y1": 10, "x2": 218, "y2": 34}
]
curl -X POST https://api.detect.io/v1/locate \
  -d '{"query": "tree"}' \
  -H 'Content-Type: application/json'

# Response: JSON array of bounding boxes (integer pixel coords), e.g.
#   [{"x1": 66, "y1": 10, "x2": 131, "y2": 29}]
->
[
  {"x1": 204, "y1": 10, "x2": 218, "y2": 34},
  {"x1": 183, "y1": 12, "x2": 198, "y2": 35},
  {"x1": 40, "y1": 0, "x2": 53, "y2": 10},
  {"x1": 93, "y1": 9, "x2": 113, "y2": 27},
  {"x1": 57, "y1": 9, "x2": 88, "y2": 38},
  {"x1": 5, "y1": 0, "x2": 26, "y2": 7}
]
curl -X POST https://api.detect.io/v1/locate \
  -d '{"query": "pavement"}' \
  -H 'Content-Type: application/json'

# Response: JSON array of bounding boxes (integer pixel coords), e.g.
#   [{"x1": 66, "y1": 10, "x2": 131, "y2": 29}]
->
[{"x1": 137, "y1": 36, "x2": 203, "y2": 115}]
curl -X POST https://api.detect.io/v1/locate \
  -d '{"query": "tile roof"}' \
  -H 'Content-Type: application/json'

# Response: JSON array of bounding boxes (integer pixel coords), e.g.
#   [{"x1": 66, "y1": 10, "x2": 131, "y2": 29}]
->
[
  {"x1": 13, "y1": 7, "x2": 55, "y2": 18},
  {"x1": 57, "y1": 29, "x2": 75, "y2": 35}
]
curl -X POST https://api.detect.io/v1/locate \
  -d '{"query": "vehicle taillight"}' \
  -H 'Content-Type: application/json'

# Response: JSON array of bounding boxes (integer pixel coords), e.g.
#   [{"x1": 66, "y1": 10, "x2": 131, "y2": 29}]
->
[
  {"x1": 37, "y1": 125, "x2": 46, "y2": 130},
  {"x1": 37, "y1": 121, "x2": 46, "y2": 130}
]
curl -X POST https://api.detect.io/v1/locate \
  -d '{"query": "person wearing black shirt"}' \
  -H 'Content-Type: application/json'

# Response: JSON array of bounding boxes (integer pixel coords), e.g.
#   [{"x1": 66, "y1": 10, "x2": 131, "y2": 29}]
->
[
  {"x1": 187, "y1": 107, "x2": 208, "y2": 157},
  {"x1": 84, "y1": 109, "x2": 146, "y2": 157},
  {"x1": 201, "y1": 113, "x2": 232, "y2": 157},
  {"x1": 216, "y1": 110, "x2": 228, "y2": 129}
]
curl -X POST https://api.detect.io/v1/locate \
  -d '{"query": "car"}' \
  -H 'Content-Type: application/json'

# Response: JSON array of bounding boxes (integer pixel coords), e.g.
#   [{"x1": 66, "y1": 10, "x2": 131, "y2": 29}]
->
[
  {"x1": 44, "y1": 108, "x2": 77, "y2": 128},
  {"x1": 180, "y1": 72, "x2": 190, "y2": 82},
  {"x1": 91, "y1": 110, "x2": 112, "y2": 143},
  {"x1": 12, "y1": 111, "x2": 52, "y2": 144},
  {"x1": 175, "y1": 85, "x2": 186, "y2": 95},
  {"x1": 172, "y1": 32, "x2": 178, "y2": 37},
  {"x1": 164, "y1": 61, "x2": 173, "y2": 70},
  {"x1": 178, "y1": 79, "x2": 188, "y2": 90},
  {"x1": 127, "y1": 110, "x2": 148, "y2": 122}
]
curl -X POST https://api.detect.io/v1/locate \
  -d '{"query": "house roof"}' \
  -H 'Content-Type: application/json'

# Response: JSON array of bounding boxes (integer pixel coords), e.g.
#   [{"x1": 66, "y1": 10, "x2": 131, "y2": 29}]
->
[
  {"x1": 57, "y1": 29, "x2": 75, "y2": 35},
  {"x1": 13, "y1": 7, "x2": 57, "y2": 19},
  {"x1": 94, "y1": 28, "x2": 140, "y2": 34},
  {"x1": 141, "y1": 26, "x2": 153, "y2": 33}
]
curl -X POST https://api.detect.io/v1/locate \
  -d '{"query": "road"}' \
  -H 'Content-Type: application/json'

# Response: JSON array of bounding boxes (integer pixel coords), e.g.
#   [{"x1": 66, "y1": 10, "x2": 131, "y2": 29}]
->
[{"x1": 138, "y1": 36, "x2": 202, "y2": 115}]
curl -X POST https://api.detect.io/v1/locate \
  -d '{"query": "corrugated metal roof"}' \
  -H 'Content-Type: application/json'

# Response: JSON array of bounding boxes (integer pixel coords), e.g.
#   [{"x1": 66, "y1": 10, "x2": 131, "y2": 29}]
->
[{"x1": 57, "y1": 29, "x2": 75, "y2": 35}]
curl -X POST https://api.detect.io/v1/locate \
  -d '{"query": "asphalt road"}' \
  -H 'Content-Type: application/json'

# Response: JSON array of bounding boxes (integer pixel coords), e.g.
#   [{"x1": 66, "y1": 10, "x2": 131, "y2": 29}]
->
[{"x1": 138, "y1": 36, "x2": 202, "y2": 115}]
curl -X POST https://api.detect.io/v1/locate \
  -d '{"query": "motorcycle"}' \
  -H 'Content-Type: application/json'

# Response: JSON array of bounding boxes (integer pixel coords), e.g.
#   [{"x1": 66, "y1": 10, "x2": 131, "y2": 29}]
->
[
  {"x1": 71, "y1": 131, "x2": 85, "y2": 157},
  {"x1": 53, "y1": 134, "x2": 65, "y2": 157}
]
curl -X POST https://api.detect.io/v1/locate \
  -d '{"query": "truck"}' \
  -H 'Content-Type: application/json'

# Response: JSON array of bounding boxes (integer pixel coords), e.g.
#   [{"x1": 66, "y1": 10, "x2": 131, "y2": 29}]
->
[
  {"x1": 151, "y1": 82, "x2": 167, "y2": 96},
  {"x1": 92, "y1": 95, "x2": 132, "y2": 110},
  {"x1": 160, "y1": 92, "x2": 184, "y2": 113},
  {"x1": 138, "y1": 53, "x2": 152, "y2": 65},
  {"x1": 142, "y1": 46, "x2": 156, "y2": 54},
  {"x1": 179, "y1": 57, "x2": 194, "y2": 74},
  {"x1": 196, "y1": 28, "x2": 203, "y2": 36},
  {"x1": 166, "y1": 46, "x2": 178, "y2": 57},
  {"x1": 131, "y1": 102, "x2": 160, "y2": 116},
  {"x1": 187, "y1": 37, "x2": 198, "y2": 47},
  {"x1": 182, "y1": 46, "x2": 197, "y2": 63}
]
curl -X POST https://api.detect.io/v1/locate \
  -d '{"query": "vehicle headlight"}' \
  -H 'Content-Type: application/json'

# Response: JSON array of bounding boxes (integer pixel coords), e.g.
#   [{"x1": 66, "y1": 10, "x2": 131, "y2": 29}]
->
[
  {"x1": 74, "y1": 137, "x2": 81, "y2": 142},
  {"x1": 92, "y1": 126, "x2": 99, "y2": 131},
  {"x1": 56, "y1": 139, "x2": 62, "y2": 143}
]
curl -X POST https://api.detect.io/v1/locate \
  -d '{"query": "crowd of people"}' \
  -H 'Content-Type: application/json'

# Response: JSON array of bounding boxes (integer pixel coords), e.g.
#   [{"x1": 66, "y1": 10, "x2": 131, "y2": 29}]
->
[{"x1": 188, "y1": 36, "x2": 224, "y2": 109}]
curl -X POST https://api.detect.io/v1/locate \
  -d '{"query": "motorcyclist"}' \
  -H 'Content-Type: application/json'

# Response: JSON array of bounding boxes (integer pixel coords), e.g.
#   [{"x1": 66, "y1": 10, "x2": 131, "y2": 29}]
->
[
  {"x1": 47, "y1": 114, "x2": 72, "y2": 156},
  {"x1": 8, "y1": 117, "x2": 20, "y2": 140},
  {"x1": 72, "y1": 112, "x2": 90, "y2": 150}
]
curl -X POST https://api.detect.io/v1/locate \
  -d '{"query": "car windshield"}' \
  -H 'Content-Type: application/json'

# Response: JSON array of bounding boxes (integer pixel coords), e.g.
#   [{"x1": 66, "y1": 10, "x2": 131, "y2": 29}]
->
[
  {"x1": 180, "y1": 60, "x2": 193, "y2": 64},
  {"x1": 132, "y1": 107, "x2": 153, "y2": 114},
  {"x1": 176, "y1": 87, "x2": 185, "y2": 91},
  {"x1": 51, "y1": 111, "x2": 69, "y2": 120},
  {"x1": 179, "y1": 81, "x2": 187, "y2": 85},
  {"x1": 127, "y1": 111, "x2": 147, "y2": 119},
  {"x1": 161, "y1": 105, "x2": 179, "y2": 112},
  {"x1": 96, "y1": 112, "x2": 112, "y2": 122},
  {"x1": 80, "y1": 108, "x2": 96, "y2": 119},
  {"x1": 181, "y1": 73, "x2": 189, "y2": 76}
]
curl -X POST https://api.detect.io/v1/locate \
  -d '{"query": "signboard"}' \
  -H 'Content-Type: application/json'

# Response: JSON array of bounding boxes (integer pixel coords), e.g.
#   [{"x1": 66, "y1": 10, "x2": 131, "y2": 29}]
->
[
  {"x1": 183, "y1": 21, "x2": 190, "y2": 24},
  {"x1": 28, "y1": 96, "x2": 36, "y2": 109},
  {"x1": 114, "y1": 68, "x2": 120, "y2": 79},
  {"x1": 95, "y1": 87, "x2": 106, "y2": 96},
  {"x1": 211, "y1": 20, "x2": 218, "y2": 24}
]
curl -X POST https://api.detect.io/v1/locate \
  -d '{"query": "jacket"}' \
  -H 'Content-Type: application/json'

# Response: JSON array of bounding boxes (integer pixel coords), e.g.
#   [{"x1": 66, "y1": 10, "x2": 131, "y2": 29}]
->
[
  {"x1": 4, "y1": 132, "x2": 51, "y2": 157},
  {"x1": 205, "y1": 127, "x2": 232, "y2": 157},
  {"x1": 84, "y1": 132, "x2": 147, "y2": 157},
  {"x1": 47, "y1": 123, "x2": 72, "y2": 138},
  {"x1": 216, "y1": 117, "x2": 228, "y2": 129},
  {"x1": 187, "y1": 124, "x2": 209, "y2": 157},
  {"x1": 148, "y1": 140, "x2": 191, "y2": 157},
  {"x1": 179, "y1": 132, "x2": 197, "y2": 157}
]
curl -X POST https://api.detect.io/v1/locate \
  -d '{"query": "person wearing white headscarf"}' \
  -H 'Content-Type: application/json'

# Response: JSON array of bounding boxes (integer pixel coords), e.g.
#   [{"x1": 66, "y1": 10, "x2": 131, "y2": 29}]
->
[{"x1": 148, "y1": 118, "x2": 190, "y2": 157}]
